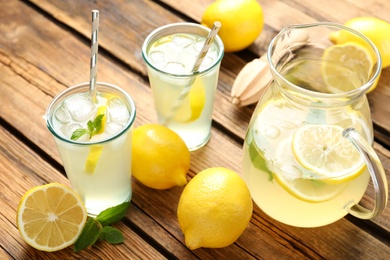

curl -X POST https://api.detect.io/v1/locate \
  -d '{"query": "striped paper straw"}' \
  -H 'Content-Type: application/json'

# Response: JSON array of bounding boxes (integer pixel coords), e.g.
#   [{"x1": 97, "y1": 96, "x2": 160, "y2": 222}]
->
[
  {"x1": 162, "y1": 21, "x2": 221, "y2": 125},
  {"x1": 89, "y1": 10, "x2": 99, "y2": 102}
]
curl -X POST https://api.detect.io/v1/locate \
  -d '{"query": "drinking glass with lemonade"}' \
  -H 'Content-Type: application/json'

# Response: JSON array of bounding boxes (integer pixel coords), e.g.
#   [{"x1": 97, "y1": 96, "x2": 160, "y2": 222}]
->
[
  {"x1": 142, "y1": 23, "x2": 224, "y2": 151},
  {"x1": 242, "y1": 23, "x2": 388, "y2": 227},
  {"x1": 46, "y1": 82, "x2": 136, "y2": 216}
]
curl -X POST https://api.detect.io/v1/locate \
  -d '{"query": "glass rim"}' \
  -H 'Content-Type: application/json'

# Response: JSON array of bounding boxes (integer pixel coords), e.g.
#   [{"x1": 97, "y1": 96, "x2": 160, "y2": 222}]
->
[
  {"x1": 45, "y1": 82, "x2": 136, "y2": 146},
  {"x1": 141, "y1": 22, "x2": 224, "y2": 78},
  {"x1": 267, "y1": 22, "x2": 382, "y2": 99}
]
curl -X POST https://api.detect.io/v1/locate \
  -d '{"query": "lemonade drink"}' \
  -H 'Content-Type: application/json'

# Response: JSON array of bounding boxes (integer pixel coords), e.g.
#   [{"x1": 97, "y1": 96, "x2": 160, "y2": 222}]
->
[
  {"x1": 46, "y1": 82, "x2": 136, "y2": 216},
  {"x1": 242, "y1": 95, "x2": 371, "y2": 227},
  {"x1": 142, "y1": 23, "x2": 224, "y2": 151}
]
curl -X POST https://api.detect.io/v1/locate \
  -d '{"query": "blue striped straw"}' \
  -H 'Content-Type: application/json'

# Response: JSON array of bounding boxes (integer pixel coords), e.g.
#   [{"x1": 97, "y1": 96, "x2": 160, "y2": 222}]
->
[
  {"x1": 162, "y1": 21, "x2": 221, "y2": 125},
  {"x1": 89, "y1": 10, "x2": 99, "y2": 102}
]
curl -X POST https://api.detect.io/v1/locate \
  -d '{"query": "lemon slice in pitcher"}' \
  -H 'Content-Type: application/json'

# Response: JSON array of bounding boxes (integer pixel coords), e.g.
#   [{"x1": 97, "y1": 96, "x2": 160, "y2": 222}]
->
[
  {"x1": 292, "y1": 124, "x2": 365, "y2": 183},
  {"x1": 321, "y1": 42, "x2": 375, "y2": 93},
  {"x1": 272, "y1": 138, "x2": 345, "y2": 203}
]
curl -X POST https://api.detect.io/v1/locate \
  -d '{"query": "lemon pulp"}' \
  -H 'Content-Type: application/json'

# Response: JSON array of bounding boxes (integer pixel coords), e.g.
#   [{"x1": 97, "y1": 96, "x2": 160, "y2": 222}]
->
[{"x1": 17, "y1": 183, "x2": 87, "y2": 252}]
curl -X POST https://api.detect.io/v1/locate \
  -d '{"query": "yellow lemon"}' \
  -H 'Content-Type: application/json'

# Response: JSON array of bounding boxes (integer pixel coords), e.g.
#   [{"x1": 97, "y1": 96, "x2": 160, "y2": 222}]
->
[
  {"x1": 132, "y1": 124, "x2": 190, "y2": 189},
  {"x1": 329, "y1": 17, "x2": 390, "y2": 69},
  {"x1": 174, "y1": 77, "x2": 206, "y2": 123},
  {"x1": 177, "y1": 167, "x2": 253, "y2": 250},
  {"x1": 17, "y1": 183, "x2": 87, "y2": 252},
  {"x1": 201, "y1": 0, "x2": 264, "y2": 52},
  {"x1": 321, "y1": 42, "x2": 380, "y2": 93}
]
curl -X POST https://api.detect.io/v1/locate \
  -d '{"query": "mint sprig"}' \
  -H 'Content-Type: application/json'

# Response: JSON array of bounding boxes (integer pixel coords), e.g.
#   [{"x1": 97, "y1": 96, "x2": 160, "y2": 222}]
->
[
  {"x1": 71, "y1": 114, "x2": 105, "y2": 141},
  {"x1": 74, "y1": 201, "x2": 131, "y2": 252}
]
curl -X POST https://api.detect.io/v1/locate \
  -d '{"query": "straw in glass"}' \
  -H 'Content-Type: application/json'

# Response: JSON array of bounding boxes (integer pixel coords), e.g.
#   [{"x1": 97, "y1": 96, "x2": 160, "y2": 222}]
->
[
  {"x1": 162, "y1": 21, "x2": 221, "y2": 125},
  {"x1": 89, "y1": 10, "x2": 100, "y2": 102}
]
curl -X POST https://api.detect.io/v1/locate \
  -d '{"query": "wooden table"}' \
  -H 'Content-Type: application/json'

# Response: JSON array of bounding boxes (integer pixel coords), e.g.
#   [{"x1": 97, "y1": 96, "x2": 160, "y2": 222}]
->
[{"x1": 1, "y1": 0, "x2": 389, "y2": 259}]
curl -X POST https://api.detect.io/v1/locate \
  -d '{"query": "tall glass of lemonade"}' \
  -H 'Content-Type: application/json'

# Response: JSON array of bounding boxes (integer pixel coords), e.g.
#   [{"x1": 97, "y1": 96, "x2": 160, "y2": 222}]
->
[
  {"x1": 46, "y1": 82, "x2": 136, "y2": 216},
  {"x1": 142, "y1": 23, "x2": 224, "y2": 151}
]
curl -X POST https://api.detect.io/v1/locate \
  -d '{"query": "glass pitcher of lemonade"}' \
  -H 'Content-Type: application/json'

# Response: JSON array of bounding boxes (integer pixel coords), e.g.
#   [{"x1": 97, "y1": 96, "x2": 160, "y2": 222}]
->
[{"x1": 242, "y1": 23, "x2": 388, "y2": 227}]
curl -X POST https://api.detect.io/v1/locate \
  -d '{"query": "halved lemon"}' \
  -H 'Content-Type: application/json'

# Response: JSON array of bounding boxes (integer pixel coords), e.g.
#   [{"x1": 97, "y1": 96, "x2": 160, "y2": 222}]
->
[
  {"x1": 321, "y1": 42, "x2": 376, "y2": 93},
  {"x1": 292, "y1": 124, "x2": 365, "y2": 182},
  {"x1": 17, "y1": 183, "x2": 87, "y2": 252}
]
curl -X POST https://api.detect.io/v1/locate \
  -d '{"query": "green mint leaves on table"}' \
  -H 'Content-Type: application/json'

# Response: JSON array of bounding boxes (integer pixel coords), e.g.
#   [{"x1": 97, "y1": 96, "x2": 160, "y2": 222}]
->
[
  {"x1": 74, "y1": 201, "x2": 131, "y2": 252},
  {"x1": 70, "y1": 114, "x2": 105, "y2": 141}
]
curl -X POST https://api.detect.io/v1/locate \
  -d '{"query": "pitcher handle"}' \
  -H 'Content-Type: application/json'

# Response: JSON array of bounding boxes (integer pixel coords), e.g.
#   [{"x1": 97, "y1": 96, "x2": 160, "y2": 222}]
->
[{"x1": 342, "y1": 128, "x2": 388, "y2": 219}]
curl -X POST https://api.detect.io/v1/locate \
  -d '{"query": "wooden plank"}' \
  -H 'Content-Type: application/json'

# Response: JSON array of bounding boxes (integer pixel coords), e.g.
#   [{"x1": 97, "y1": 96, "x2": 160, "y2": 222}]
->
[{"x1": 0, "y1": 1, "x2": 389, "y2": 259}]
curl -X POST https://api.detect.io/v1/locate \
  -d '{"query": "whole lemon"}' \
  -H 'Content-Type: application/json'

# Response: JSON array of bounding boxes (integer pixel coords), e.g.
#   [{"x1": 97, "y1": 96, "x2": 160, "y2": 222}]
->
[
  {"x1": 177, "y1": 167, "x2": 253, "y2": 250},
  {"x1": 132, "y1": 124, "x2": 190, "y2": 189},
  {"x1": 330, "y1": 17, "x2": 390, "y2": 68},
  {"x1": 202, "y1": 0, "x2": 264, "y2": 52}
]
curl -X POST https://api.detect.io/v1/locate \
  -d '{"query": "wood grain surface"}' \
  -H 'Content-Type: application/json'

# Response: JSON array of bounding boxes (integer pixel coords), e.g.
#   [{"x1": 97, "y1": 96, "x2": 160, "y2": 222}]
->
[{"x1": 0, "y1": 0, "x2": 389, "y2": 259}]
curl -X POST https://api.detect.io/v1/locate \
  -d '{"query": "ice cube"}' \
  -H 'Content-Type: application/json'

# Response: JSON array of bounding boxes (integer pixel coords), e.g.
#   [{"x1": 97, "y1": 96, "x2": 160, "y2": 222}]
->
[
  {"x1": 172, "y1": 35, "x2": 194, "y2": 48},
  {"x1": 193, "y1": 39, "x2": 206, "y2": 52},
  {"x1": 199, "y1": 56, "x2": 213, "y2": 70},
  {"x1": 164, "y1": 62, "x2": 185, "y2": 74},
  {"x1": 63, "y1": 94, "x2": 96, "y2": 122},
  {"x1": 55, "y1": 105, "x2": 71, "y2": 124},
  {"x1": 108, "y1": 97, "x2": 129, "y2": 124},
  {"x1": 150, "y1": 51, "x2": 165, "y2": 64},
  {"x1": 105, "y1": 122, "x2": 124, "y2": 136},
  {"x1": 90, "y1": 132, "x2": 110, "y2": 143},
  {"x1": 61, "y1": 123, "x2": 88, "y2": 141}
]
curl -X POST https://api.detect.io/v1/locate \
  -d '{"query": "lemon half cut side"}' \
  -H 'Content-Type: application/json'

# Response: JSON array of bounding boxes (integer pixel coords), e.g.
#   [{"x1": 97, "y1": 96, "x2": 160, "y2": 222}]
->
[{"x1": 17, "y1": 183, "x2": 87, "y2": 252}]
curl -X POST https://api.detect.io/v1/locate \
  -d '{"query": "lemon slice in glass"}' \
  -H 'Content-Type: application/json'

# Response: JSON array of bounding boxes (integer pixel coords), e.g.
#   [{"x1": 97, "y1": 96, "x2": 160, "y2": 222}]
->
[
  {"x1": 85, "y1": 105, "x2": 107, "y2": 174},
  {"x1": 292, "y1": 124, "x2": 365, "y2": 183},
  {"x1": 321, "y1": 42, "x2": 374, "y2": 93},
  {"x1": 174, "y1": 77, "x2": 206, "y2": 123}
]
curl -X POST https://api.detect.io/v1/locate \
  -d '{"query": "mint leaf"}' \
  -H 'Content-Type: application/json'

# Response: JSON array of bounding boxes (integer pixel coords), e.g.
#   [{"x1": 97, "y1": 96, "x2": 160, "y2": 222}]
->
[
  {"x1": 71, "y1": 128, "x2": 88, "y2": 140},
  {"x1": 87, "y1": 120, "x2": 94, "y2": 133},
  {"x1": 70, "y1": 113, "x2": 105, "y2": 140},
  {"x1": 96, "y1": 201, "x2": 131, "y2": 227},
  {"x1": 91, "y1": 114, "x2": 105, "y2": 135},
  {"x1": 248, "y1": 138, "x2": 273, "y2": 182},
  {"x1": 100, "y1": 226, "x2": 124, "y2": 244},
  {"x1": 74, "y1": 218, "x2": 102, "y2": 252}
]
